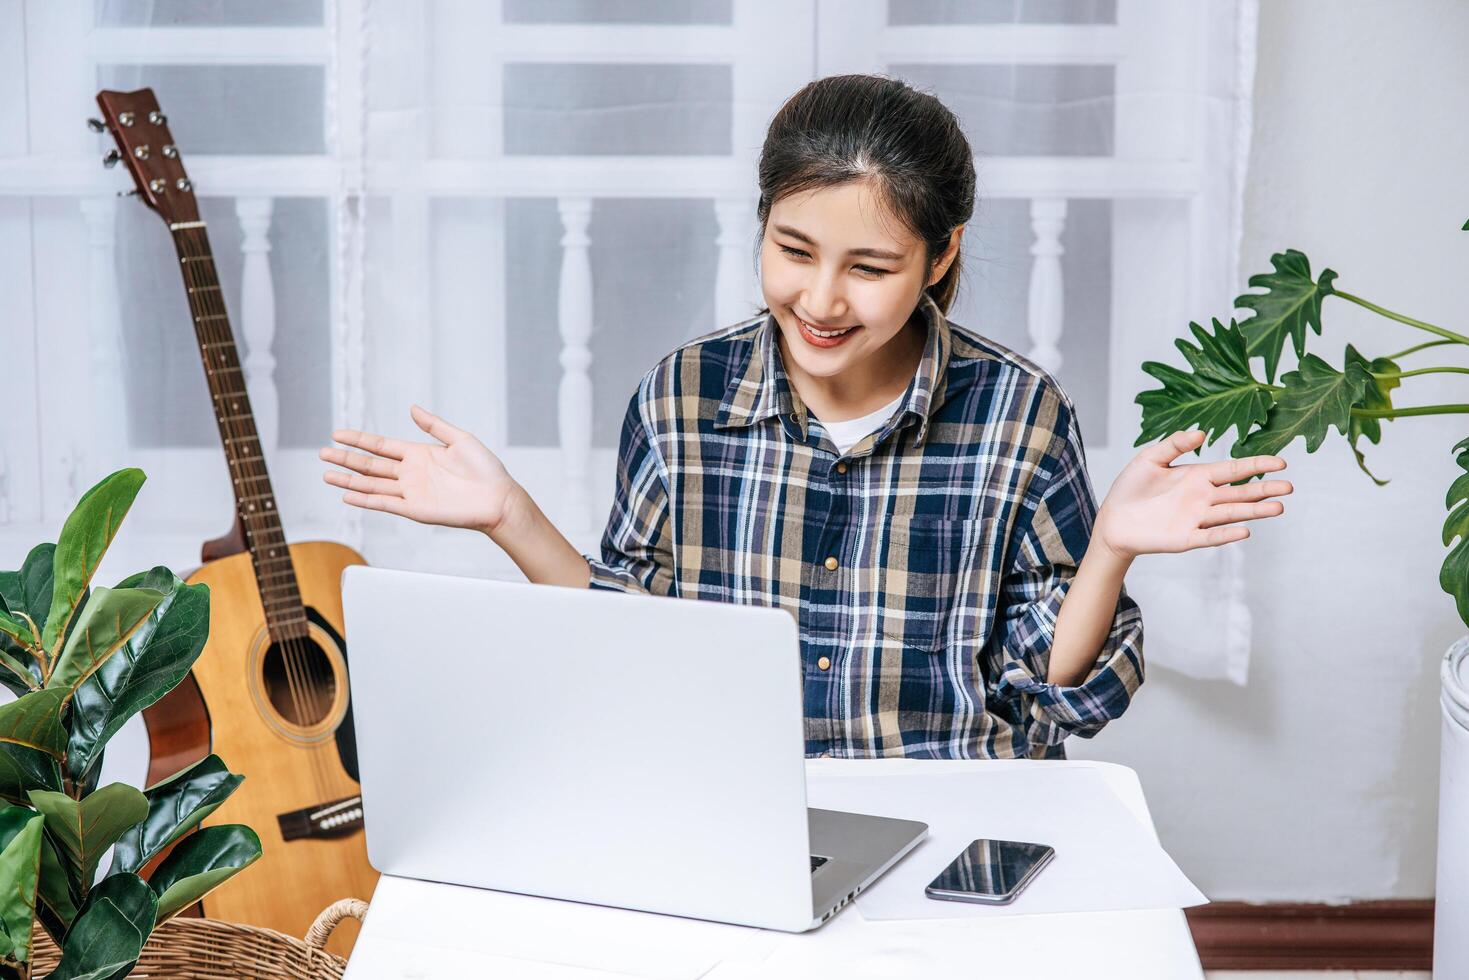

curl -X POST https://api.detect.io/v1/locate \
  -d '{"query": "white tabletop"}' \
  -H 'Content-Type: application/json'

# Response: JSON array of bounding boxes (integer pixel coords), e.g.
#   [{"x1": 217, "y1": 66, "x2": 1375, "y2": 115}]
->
[{"x1": 345, "y1": 759, "x2": 1205, "y2": 980}]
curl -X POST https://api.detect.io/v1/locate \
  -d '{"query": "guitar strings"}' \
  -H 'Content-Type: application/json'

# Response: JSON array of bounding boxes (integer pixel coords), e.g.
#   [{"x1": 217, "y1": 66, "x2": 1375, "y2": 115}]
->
[{"x1": 176, "y1": 224, "x2": 345, "y2": 805}]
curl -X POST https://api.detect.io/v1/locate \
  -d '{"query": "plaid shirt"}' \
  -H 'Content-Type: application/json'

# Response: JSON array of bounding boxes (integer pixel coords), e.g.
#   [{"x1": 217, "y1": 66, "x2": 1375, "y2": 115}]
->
[{"x1": 585, "y1": 293, "x2": 1144, "y2": 760}]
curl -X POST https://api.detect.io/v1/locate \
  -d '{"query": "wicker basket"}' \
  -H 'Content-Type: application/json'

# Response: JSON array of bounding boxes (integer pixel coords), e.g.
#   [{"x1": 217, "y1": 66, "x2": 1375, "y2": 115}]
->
[{"x1": 27, "y1": 898, "x2": 369, "y2": 979}]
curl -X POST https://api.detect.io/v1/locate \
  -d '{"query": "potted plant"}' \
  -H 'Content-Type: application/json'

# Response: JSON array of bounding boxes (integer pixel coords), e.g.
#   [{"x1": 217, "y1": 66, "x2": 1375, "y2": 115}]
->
[
  {"x1": 0, "y1": 468, "x2": 262, "y2": 980},
  {"x1": 1133, "y1": 233, "x2": 1469, "y2": 974}
]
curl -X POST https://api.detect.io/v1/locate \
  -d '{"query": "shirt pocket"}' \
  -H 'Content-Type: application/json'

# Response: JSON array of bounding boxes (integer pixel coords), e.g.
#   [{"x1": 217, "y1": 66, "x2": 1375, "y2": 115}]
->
[{"x1": 878, "y1": 516, "x2": 988, "y2": 653}]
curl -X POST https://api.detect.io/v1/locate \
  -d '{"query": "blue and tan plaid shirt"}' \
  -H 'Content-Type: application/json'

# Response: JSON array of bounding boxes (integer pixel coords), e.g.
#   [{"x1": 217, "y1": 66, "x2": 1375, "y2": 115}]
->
[{"x1": 585, "y1": 293, "x2": 1144, "y2": 760}]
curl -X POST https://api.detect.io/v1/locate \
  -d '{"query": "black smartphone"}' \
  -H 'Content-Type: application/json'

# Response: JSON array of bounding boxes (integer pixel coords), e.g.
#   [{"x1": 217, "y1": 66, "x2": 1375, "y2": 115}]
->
[{"x1": 924, "y1": 839, "x2": 1055, "y2": 906}]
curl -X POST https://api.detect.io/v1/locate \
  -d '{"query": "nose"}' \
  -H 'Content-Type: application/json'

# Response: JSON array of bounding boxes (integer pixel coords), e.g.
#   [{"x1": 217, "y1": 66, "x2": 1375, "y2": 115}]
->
[{"x1": 802, "y1": 271, "x2": 848, "y2": 324}]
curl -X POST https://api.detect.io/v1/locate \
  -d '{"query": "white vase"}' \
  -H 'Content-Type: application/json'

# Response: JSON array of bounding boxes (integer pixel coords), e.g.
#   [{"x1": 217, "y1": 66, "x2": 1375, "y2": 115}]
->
[{"x1": 1434, "y1": 635, "x2": 1469, "y2": 974}]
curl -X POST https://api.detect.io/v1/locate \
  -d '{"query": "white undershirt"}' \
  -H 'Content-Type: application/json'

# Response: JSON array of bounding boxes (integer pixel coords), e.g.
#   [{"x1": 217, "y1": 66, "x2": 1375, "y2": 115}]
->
[{"x1": 814, "y1": 392, "x2": 906, "y2": 457}]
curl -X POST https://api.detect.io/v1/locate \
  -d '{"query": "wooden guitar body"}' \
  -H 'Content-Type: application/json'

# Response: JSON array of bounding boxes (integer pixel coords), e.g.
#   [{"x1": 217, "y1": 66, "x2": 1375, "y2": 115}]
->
[{"x1": 184, "y1": 540, "x2": 374, "y2": 959}]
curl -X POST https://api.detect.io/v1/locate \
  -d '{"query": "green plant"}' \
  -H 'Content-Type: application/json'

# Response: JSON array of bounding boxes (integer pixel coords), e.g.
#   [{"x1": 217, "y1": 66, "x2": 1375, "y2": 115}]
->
[
  {"x1": 1134, "y1": 233, "x2": 1469, "y2": 630},
  {"x1": 0, "y1": 468, "x2": 261, "y2": 980}
]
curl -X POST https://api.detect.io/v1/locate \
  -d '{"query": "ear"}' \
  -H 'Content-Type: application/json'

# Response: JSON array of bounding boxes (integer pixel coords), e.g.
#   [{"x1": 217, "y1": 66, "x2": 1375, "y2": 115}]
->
[{"x1": 926, "y1": 225, "x2": 966, "y2": 288}]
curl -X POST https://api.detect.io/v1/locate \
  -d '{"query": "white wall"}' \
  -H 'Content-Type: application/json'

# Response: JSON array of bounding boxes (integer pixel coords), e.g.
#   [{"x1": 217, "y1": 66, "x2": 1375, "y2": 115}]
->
[{"x1": 1072, "y1": 0, "x2": 1469, "y2": 901}]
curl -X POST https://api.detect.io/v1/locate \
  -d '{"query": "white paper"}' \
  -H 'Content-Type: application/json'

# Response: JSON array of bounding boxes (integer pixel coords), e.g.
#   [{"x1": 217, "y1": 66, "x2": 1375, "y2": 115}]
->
[{"x1": 804, "y1": 765, "x2": 1207, "y2": 920}]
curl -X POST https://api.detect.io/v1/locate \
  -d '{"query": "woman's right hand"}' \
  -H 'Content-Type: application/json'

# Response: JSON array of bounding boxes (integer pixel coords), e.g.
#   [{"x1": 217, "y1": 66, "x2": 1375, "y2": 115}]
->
[{"x1": 320, "y1": 405, "x2": 521, "y2": 537}]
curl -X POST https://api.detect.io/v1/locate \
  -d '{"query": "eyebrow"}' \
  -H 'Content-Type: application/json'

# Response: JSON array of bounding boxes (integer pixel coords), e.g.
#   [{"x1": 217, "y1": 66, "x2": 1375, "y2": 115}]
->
[{"x1": 773, "y1": 224, "x2": 906, "y2": 261}]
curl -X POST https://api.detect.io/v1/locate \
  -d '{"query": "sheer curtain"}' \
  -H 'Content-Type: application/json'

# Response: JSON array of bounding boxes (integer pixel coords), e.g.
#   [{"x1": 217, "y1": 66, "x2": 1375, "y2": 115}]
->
[{"x1": 0, "y1": 0, "x2": 1258, "y2": 792}]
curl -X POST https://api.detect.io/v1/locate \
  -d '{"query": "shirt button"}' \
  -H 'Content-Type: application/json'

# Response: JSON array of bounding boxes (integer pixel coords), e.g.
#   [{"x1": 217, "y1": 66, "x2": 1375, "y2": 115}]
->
[
  {"x1": 823, "y1": 556, "x2": 838, "y2": 571},
  {"x1": 817, "y1": 656, "x2": 832, "y2": 671},
  {"x1": 835, "y1": 462, "x2": 848, "y2": 474}
]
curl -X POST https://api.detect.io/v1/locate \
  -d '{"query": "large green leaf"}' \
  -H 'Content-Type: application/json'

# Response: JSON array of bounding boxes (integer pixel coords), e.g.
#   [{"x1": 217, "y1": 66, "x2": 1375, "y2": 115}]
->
[
  {"x1": 0, "y1": 809, "x2": 44, "y2": 963},
  {"x1": 1233, "y1": 352, "x2": 1370, "y2": 460},
  {"x1": 1342, "y1": 343, "x2": 1401, "y2": 486},
  {"x1": 108, "y1": 755, "x2": 242, "y2": 877},
  {"x1": 45, "y1": 588, "x2": 165, "y2": 696},
  {"x1": 45, "y1": 873, "x2": 155, "y2": 980},
  {"x1": 1441, "y1": 436, "x2": 1469, "y2": 631},
  {"x1": 35, "y1": 829, "x2": 80, "y2": 940},
  {"x1": 0, "y1": 689, "x2": 69, "y2": 761},
  {"x1": 0, "y1": 545, "x2": 57, "y2": 698},
  {"x1": 1135, "y1": 317, "x2": 1274, "y2": 450},
  {"x1": 66, "y1": 571, "x2": 209, "y2": 784},
  {"x1": 27, "y1": 785, "x2": 149, "y2": 898},
  {"x1": 1234, "y1": 249, "x2": 1338, "y2": 384},
  {"x1": 146, "y1": 825, "x2": 262, "y2": 924},
  {"x1": 0, "y1": 745, "x2": 62, "y2": 811},
  {"x1": 40, "y1": 469, "x2": 146, "y2": 660}
]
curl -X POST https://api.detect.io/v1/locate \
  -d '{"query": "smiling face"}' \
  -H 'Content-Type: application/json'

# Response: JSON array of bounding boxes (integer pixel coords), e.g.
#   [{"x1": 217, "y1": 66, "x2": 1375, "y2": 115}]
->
[{"x1": 759, "y1": 179, "x2": 961, "y2": 412}]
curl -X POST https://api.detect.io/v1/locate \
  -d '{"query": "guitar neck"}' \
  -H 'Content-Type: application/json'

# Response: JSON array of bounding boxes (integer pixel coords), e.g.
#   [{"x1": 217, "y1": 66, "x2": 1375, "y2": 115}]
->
[{"x1": 171, "y1": 220, "x2": 308, "y2": 641}]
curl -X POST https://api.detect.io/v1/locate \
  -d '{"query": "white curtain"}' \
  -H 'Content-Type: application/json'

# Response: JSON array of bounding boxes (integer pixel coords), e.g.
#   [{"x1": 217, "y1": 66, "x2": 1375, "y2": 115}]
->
[{"x1": 0, "y1": 0, "x2": 1258, "y2": 718}]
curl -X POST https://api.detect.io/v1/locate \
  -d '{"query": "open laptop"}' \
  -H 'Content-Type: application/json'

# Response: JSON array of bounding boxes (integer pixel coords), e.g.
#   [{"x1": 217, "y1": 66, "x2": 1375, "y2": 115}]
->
[{"x1": 340, "y1": 564, "x2": 927, "y2": 932}]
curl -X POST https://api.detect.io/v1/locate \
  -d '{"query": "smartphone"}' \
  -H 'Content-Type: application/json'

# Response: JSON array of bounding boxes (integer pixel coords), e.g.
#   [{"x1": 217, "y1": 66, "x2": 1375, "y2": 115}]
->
[{"x1": 924, "y1": 839, "x2": 1055, "y2": 905}]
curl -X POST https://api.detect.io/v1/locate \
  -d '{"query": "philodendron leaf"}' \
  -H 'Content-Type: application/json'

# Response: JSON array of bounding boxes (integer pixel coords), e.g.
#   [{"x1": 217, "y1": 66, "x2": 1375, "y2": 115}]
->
[
  {"x1": 1440, "y1": 437, "x2": 1469, "y2": 631},
  {"x1": 1343, "y1": 343, "x2": 1401, "y2": 487},
  {"x1": 1234, "y1": 249, "x2": 1338, "y2": 384},
  {"x1": 0, "y1": 808, "x2": 44, "y2": 963},
  {"x1": 66, "y1": 571, "x2": 209, "y2": 784},
  {"x1": 27, "y1": 784, "x2": 149, "y2": 898},
  {"x1": 1232, "y1": 353, "x2": 1371, "y2": 466},
  {"x1": 108, "y1": 755, "x2": 243, "y2": 877},
  {"x1": 40, "y1": 468, "x2": 146, "y2": 660},
  {"x1": 1135, "y1": 318, "x2": 1274, "y2": 450},
  {"x1": 0, "y1": 746, "x2": 63, "y2": 809},
  {"x1": 146, "y1": 825, "x2": 262, "y2": 924},
  {"x1": 0, "y1": 688, "x2": 69, "y2": 761},
  {"x1": 45, "y1": 588, "x2": 165, "y2": 695},
  {"x1": 35, "y1": 829, "x2": 80, "y2": 941},
  {"x1": 45, "y1": 872, "x2": 155, "y2": 980}
]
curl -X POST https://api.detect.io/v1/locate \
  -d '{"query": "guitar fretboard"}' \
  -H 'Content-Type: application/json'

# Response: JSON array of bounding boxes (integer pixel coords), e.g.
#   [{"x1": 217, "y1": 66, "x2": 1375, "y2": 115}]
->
[{"x1": 171, "y1": 220, "x2": 308, "y2": 642}]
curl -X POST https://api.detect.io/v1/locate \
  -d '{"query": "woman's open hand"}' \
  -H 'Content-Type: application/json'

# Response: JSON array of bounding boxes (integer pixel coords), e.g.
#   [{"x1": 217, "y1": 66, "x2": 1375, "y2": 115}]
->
[
  {"x1": 1093, "y1": 429, "x2": 1292, "y2": 560},
  {"x1": 320, "y1": 405, "x2": 520, "y2": 536}
]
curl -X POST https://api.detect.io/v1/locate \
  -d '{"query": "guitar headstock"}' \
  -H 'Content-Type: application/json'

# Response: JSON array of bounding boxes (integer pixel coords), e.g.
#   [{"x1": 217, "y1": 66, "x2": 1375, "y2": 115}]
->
[{"x1": 91, "y1": 88, "x2": 199, "y2": 225}]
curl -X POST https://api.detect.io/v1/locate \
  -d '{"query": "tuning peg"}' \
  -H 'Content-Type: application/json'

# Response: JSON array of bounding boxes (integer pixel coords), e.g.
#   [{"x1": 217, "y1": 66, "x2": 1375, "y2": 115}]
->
[
  {"x1": 86, "y1": 118, "x2": 105, "y2": 133},
  {"x1": 116, "y1": 189, "x2": 139, "y2": 198},
  {"x1": 102, "y1": 149, "x2": 121, "y2": 168},
  {"x1": 148, "y1": 110, "x2": 167, "y2": 125}
]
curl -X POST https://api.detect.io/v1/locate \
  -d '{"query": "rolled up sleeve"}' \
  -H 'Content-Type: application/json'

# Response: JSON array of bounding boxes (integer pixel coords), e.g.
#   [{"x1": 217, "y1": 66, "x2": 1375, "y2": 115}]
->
[
  {"x1": 989, "y1": 393, "x2": 1145, "y2": 748},
  {"x1": 584, "y1": 388, "x2": 676, "y2": 596}
]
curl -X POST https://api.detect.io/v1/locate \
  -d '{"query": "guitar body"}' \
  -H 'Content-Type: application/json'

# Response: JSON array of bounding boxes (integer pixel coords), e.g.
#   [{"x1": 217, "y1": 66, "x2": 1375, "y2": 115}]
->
[{"x1": 185, "y1": 540, "x2": 375, "y2": 959}]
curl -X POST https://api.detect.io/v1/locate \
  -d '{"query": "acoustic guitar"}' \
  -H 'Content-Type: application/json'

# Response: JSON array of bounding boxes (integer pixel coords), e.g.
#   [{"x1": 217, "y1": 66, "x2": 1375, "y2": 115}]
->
[{"x1": 93, "y1": 88, "x2": 376, "y2": 958}]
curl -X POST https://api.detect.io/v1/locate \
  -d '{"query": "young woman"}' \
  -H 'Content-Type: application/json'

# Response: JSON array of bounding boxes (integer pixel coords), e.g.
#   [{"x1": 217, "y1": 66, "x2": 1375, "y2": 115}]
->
[{"x1": 320, "y1": 74, "x2": 1291, "y2": 760}]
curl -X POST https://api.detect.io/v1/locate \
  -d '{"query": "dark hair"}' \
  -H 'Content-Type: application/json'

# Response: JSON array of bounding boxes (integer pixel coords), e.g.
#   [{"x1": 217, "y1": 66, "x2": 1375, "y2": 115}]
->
[{"x1": 754, "y1": 73, "x2": 976, "y2": 316}]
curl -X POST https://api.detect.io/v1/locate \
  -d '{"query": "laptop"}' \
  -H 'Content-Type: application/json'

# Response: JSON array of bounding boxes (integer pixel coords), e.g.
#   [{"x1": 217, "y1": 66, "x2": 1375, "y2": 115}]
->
[{"x1": 340, "y1": 564, "x2": 927, "y2": 932}]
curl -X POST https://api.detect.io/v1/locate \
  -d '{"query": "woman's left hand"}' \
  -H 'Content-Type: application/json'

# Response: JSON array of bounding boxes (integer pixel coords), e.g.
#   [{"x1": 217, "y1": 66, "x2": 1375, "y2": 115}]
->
[{"x1": 1093, "y1": 429, "x2": 1292, "y2": 561}]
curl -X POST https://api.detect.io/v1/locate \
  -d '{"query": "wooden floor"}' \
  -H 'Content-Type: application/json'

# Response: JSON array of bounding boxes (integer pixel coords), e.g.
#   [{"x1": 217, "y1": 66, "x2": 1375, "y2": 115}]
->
[{"x1": 1206, "y1": 973, "x2": 1430, "y2": 979}]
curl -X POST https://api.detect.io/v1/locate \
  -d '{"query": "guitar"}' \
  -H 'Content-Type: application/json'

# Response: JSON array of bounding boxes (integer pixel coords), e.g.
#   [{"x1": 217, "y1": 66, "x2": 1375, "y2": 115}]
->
[{"x1": 93, "y1": 88, "x2": 376, "y2": 958}]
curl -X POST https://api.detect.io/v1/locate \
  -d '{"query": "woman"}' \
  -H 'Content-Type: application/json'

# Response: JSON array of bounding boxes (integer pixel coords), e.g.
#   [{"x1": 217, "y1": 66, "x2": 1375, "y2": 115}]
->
[{"x1": 320, "y1": 74, "x2": 1291, "y2": 760}]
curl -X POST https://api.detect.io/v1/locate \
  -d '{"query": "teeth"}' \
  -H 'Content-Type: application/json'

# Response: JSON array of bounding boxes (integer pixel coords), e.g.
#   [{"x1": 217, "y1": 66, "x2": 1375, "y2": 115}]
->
[{"x1": 799, "y1": 316, "x2": 856, "y2": 338}]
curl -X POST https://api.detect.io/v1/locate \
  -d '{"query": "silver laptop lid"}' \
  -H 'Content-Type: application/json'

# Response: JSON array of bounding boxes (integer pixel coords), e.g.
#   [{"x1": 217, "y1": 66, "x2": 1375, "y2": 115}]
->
[{"x1": 342, "y1": 565, "x2": 817, "y2": 931}]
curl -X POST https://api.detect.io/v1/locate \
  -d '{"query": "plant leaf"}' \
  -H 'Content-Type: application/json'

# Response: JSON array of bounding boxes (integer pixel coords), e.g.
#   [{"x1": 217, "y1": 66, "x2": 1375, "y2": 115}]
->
[
  {"x1": 1134, "y1": 318, "x2": 1274, "y2": 449},
  {"x1": 35, "y1": 828, "x2": 80, "y2": 940},
  {"x1": 0, "y1": 689, "x2": 69, "y2": 761},
  {"x1": 40, "y1": 469, "x2": 146, "y2": 660},
  {"x1": 45, "y1": 588, "x2": 165, "y2": 695},
  {"x1": 1441, "y1": 436, "x2": 1469, "y2": 631},
  {"x1": 45, "y1": 873, "x2": 155, "y2": 980},
  {"x1": 1234, "y1": 249, "x2": 1338, "y2": 384},
  {"x1": 27, "y1": 785, "x2": 149, "y2": 898},
  {"x1": 0, "y1": 745, "x2": 62, "y2": 809},
  {"x1": 1232, "y1": 353, "x2": 1370, "y2": 466},
  {"x1": 0, "y1": 809, "x2": 44, "y2": 963},
  {"x1": 146, "y1": 825, "x2": 262, "y2": 924},
  {"x1": 0, "y1": 545, "x2": 57, "y2": 697},
  {"x1": 1343, "y1": 343, "x2": 1400, "y2": 486},
  {"x1": 66, "y1": 572, "x2": 209, "y2": 783},
  {"x1": 108, "y1": 755, "x2": 243, "y2": 877}
]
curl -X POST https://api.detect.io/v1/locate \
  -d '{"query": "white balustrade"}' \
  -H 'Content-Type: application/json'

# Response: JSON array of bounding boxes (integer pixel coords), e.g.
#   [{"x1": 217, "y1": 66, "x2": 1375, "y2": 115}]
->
[
  {"x1": 236, "y1": 196, "x2": 280, "y2": 457},
  {"x1": 713, "y1": 196, "x2": 761, "y2": 334},
  {"x1": 1026, "y1": 197, "x2": 1068, "y2": 375},
  {"x1": 556, "y1": 196, "x2": 595, "y2": 535},
  {"x1": 80, "y1": 195, "x2": 127, "y2": 479}
]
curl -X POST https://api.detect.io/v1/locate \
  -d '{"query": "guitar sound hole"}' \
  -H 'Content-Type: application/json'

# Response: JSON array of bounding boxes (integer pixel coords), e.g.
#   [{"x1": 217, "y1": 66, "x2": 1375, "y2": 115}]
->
[{"x1": 261, "y1": 638, "x2": 338, "y2": 727}]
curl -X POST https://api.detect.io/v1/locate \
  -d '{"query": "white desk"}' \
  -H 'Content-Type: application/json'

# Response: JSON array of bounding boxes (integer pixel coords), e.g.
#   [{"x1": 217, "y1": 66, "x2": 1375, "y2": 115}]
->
[{"x1": 345, "y1": 760, "x2": 1205, "y2": 979}]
